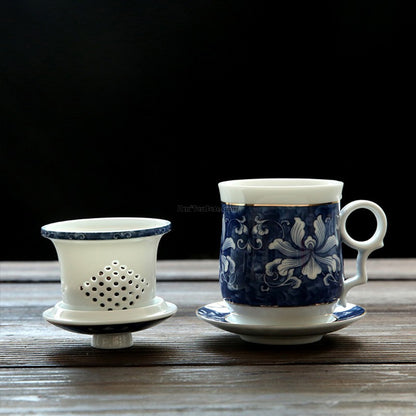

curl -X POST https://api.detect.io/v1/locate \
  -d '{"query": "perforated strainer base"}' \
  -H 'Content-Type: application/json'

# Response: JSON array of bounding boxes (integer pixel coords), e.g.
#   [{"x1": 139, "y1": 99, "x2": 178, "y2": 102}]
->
[{"x1": 80, "y1": 260, "x2": 150, "y2": 311}]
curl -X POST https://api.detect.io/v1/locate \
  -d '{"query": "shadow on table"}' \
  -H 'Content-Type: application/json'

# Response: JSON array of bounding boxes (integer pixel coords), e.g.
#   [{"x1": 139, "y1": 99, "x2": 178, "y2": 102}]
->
[
  {"x1": 44, "y1": 342, "x2": 179, "y2": 367},
  {"x1": 42, "y1": 332, "x2": 365, "y2": 367},
  {"x1": 194, "y1": 333, "x2": 366, "y2": 364}
]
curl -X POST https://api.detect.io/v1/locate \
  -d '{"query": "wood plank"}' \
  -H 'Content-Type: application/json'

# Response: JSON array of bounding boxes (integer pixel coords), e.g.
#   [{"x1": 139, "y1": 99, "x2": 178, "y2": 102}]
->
[
  {"x1": 1, "y1": 305, "x2": 415, "y2": 367},
  {"x1": 1, "y1": 280, "x2": 415, "y2": 312},
  {"x1": 1, "y1": 258, "x2": 415, "y2": 282},
  {"x1": 1, "y1": 280, "x2": 415, "y2": 367},
  {"x1": 1, "y1": 262, "x2": 415, "y2": 416},
  {"x1": 1, "y1": 365, "x2": 415, "y2": 415}
]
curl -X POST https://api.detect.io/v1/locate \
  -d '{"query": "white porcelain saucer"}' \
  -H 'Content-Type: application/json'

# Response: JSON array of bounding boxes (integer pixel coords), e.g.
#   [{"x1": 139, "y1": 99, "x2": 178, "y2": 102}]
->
[
  {"x1": 196, "y1": 301, "x2": 366, "y2": 345},
  {"x1": 43, "y1": 296, "x2": 177, "y2": 349}
]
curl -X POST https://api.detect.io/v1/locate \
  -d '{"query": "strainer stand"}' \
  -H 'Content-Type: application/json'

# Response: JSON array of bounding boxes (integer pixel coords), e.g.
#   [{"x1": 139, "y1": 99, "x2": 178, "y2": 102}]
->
[{"x1": 43, "y1": 296, "x2": 178, "y2": 349}]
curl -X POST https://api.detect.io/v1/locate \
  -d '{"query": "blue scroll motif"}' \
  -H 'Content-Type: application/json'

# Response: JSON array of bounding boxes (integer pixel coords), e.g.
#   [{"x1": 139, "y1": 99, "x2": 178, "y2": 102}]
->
[
  {"x1": 41, "y1": 224, "x2": 171, "y2": 241},
  {"x1": 219, "y1": 203, "x2": 344, "y2": 307}
]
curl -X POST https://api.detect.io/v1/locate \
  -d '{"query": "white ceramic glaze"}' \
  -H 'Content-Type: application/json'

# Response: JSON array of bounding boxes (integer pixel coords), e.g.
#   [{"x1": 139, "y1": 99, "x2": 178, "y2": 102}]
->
[
  {"x1": 339, "y1": 200, "x2": 387, "y2": 305},
  {"x1": 43, "y1": 296, "x2": 177, "y2": 325},
  {"x1": 196, "y1": 301, "x2": 366, "y2": 345},
  {"x1": 41, "y1": 217, "x2": 176, "y2": 349},
  {"x1": 225, "y1": 301, "x2": 338, "y2": 326},
  {"x1": 218, "y1": 178, "x2": 343, "y2": 205},
  {"x1": 43, "y1": 297, "x2": 178, "y2": 349},
  {"x1": 42, "y1": 217, "x2": 170, "y2": 311},
  {"x1": 92, "y1": 333, "x2": 134, "y2": 349}
]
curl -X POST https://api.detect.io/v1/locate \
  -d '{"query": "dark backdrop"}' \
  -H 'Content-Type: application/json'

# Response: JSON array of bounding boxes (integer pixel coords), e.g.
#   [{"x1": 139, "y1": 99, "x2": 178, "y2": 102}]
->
[{"x1": 1, "y1": 1, "x2": 412, "y2": 260}]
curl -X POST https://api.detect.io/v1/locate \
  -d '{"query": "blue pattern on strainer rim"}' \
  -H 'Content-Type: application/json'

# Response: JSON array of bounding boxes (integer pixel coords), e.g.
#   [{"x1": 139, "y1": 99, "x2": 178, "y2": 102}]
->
[{"x1": 41, "y1": 220, "x2": 171, "y2": 240}]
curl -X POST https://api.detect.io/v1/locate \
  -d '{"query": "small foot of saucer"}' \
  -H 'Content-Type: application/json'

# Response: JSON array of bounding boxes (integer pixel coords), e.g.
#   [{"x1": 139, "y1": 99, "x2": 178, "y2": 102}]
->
[
  {"x1": 92, "y1": 332, "x2": 133, "y2": 349},
  {"x1": 196, "y1": 301, "x2": 365, "y2": 345},
  {"x1": 43, "y1": 296, "x2": 177, "y2": 349}
]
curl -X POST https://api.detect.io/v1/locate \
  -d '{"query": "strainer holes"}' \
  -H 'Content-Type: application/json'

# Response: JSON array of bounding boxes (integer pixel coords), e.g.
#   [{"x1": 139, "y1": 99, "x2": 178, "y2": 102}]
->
[{"x1": 82, "y1": 261, "x2": 142, "y2": 310}]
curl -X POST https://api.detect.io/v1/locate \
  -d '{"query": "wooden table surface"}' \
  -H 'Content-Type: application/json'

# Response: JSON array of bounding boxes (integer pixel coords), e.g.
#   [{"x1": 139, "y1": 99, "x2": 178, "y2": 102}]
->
[{"x1": 1, "y1": 259, "x2": 415, "y2": 415}]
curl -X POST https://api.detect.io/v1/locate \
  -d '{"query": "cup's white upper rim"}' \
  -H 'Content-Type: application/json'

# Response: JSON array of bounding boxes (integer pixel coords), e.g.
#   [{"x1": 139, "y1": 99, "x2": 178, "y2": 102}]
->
[
  {"x1": 219, "y1": 178, "x2": 342, "y2": 188},
  {"x1": 41, "y1": 217, "x2": 171, "y2": 240},
  {"x1": 218, "y1": 178, "x2": 343, "y2": 205}
]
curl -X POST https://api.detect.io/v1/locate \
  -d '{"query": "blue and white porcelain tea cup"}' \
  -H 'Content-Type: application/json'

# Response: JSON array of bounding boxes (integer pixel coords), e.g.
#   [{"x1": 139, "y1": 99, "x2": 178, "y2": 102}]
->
[{"x1": 218, "y1": 179, "x2": 387, "y2": 326}]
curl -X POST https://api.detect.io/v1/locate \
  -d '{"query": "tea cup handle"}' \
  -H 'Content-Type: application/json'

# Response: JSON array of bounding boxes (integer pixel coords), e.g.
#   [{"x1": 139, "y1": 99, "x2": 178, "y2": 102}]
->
[{"x1": 339, "y1": 200, "x2": 387, "y2": 306}]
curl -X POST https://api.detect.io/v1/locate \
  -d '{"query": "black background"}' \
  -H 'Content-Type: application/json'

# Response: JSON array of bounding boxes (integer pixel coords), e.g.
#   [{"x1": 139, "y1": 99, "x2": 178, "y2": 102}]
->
[{"x1": 1, "y1": 1, "x2": 413, "y2": 261}]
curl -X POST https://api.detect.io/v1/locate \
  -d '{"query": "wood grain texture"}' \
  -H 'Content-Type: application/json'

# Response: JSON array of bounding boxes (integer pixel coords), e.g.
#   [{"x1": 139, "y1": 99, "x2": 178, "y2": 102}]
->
[
  {"x1": 1, "y1": 258, "x2": 415, "y2": 282},
  {"x1": 1, "y1": 365, "x2": 416, "y2": 416},
  {"x1": 2, "y1": 280, "x2": 416, "y2": 311},
  {"x1": 2, "y1": 315, "x2": 416, "y2": 369},
  {"x1": 1, "y1": 281, "x2": 415, "y2": 368},
  {"x1": 1, "y1": 260, "x2": 415, "y2": 415}
]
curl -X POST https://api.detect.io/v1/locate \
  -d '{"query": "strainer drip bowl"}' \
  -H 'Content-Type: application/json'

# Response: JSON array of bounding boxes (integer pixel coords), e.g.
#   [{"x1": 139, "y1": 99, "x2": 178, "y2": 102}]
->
[{"x1": 43, "y1": 296, "x2": 178, "y2": 349}]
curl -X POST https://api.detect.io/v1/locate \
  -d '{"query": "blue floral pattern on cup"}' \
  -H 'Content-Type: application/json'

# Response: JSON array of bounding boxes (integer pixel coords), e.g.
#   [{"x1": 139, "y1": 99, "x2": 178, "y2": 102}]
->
[{"x1": 220, "y1": 203, "x2": 344, "y2": 307}]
